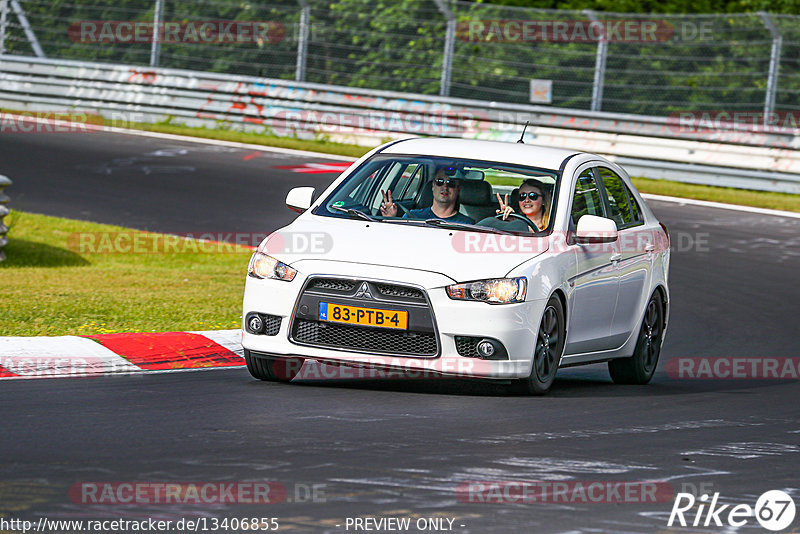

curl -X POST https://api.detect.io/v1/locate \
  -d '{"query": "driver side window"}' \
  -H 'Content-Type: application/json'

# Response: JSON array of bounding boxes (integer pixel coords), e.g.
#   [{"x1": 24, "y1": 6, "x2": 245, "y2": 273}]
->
[{"x1": 570, "y1": 168, "x2": 604, "y2": 226}]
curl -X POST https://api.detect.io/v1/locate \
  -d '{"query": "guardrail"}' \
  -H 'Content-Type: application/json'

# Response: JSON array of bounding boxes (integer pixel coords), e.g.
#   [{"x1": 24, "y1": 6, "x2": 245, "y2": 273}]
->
[
  {"x1": 2, "y1": 55, "x2": 800, "y2": 194},
  {"x1": 0, "y1": 175, "x2": 10, "y2": 262}
]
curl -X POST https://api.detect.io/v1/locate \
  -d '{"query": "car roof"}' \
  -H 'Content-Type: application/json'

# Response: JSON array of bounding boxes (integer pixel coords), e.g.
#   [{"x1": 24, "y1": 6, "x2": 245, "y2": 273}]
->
[{"x1": 379, "y1": 137, "x2": 582, "y2": 171}]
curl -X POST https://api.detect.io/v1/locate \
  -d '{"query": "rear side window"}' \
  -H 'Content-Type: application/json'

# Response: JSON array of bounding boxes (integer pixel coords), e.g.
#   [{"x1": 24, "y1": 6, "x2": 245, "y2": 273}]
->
[
  {"x1": 570, "y1": 168, "x2": 603, "y2": 226},
  {"x1": 598, "y1": 167, "x2": 643, "y2": 228},
  {"x1": 396, "y1": 163, "x2": 424, "y2": 201},
  {"x1": 629, "y1": 190, "x2": 643, "y2": 223}
]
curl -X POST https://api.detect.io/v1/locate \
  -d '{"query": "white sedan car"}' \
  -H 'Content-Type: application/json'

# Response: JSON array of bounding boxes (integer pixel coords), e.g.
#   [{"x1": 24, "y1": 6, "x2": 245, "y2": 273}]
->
[{"x1": 242, "y1": 138, "x2": 670, "y2": 394}]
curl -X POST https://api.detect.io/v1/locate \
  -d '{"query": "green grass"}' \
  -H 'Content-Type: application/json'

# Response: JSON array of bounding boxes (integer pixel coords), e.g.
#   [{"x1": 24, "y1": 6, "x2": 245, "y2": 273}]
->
[
  {"x1": 629, "y1": 177, "x2": 800, "y2": 213},
  {"x1": 0, "y1": 210, "x2": 252, "y2": 336}
]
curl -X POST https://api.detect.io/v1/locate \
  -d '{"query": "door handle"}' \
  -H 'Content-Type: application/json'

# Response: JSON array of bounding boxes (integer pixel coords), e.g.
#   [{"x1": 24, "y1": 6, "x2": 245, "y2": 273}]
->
[
  {"x1": 645, "y1": 243, "x2": 655, "y2": 253},
  {"x1": 610, "y1": 253, "x2": 622, "y2": 262}
]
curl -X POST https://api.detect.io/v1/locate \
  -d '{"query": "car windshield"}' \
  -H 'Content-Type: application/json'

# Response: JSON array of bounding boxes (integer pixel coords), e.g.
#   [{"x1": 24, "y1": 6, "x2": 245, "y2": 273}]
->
[{"x1": 315, "y1": 155, "x2": 559, "y2": 234}]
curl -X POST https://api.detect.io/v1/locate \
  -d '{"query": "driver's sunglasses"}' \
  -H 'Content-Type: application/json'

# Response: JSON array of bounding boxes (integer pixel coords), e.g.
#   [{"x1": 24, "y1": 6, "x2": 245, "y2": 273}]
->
[
  {"x1": 519, "y1": 192, "x2": 541, "y2": 200},
  {"x1": 434, "y1": 178, "x2": 459, "y2": 188}
]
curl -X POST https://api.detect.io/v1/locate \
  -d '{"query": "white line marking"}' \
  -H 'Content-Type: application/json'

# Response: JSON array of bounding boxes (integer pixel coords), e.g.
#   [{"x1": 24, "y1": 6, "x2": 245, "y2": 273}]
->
[
  {"x1": 642, "y1": 193, "x2": 800, "y2": 219},
  {"x1": 101, "y1": 125, "x2": 358, "y2": 161}
]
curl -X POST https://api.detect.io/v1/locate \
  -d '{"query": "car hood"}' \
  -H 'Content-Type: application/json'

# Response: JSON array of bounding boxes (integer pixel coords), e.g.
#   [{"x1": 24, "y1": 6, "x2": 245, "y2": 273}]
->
[{"x1": 261, "y1": 215, "x2": 549, "y2": 283}]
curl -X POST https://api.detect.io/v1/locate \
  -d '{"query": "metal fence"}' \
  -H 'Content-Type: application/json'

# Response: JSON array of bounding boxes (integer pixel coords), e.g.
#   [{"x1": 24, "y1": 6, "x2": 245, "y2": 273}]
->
[
  {"x1": 1, "y1": 0, "x2": 799, "y2": 119},
  {"x1": 2, "y1": 55, "x2": 800, "y2": 194}
]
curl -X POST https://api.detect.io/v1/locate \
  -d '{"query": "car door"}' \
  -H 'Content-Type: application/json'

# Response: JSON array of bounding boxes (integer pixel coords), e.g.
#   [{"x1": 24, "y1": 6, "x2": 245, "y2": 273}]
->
[
  {"x1": 597, "y1": 167, "x2": 651, "y2": 347},
  {"x1": 564, "y1": 166, "x2": 621, "y2": 355}
]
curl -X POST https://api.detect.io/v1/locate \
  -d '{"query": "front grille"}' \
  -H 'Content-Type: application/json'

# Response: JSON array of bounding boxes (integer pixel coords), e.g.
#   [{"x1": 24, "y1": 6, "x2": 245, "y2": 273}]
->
[
  {"x1": 376, "y1": 283, "x2": 425, "y2": 301},
  {"x1": 293, "y1": 319, "x2": 437, "y2": 356},
  {"x1": 262, "y1": 314, "x2": 281, "y2": 336},
  {"x1": 455, "y1": 336, "x2": 481, "y2": 358},
  {"x1": 308, "y1": 278, "x2": 356, "y2": 292}
]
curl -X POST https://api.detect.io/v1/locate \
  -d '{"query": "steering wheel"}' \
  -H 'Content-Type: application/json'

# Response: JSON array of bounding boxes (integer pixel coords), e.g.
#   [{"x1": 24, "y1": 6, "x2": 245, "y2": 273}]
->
[{"x1": 495, "y1": 212, "x2": 540, "y2": 232}]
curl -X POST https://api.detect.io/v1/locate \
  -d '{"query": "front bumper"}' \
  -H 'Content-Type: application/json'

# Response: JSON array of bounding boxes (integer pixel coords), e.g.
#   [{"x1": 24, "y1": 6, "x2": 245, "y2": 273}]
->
[{"x1": 241, "y1": 261, "x2": 547, "y2": 380}]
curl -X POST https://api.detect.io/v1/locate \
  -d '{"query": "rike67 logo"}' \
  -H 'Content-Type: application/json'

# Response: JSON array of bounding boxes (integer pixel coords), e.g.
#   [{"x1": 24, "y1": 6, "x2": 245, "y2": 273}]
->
[{"x1": 668, "y1": 490, "x2": 796, "y2": 531}]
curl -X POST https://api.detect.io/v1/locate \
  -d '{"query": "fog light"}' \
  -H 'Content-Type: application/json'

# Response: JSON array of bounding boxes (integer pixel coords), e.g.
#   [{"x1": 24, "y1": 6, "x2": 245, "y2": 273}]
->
[
  {"x1": 247, "y1": 314, "x2": 264, "y2": 334},
  {"x1": 476, "y1": 339, "x2": 496, "y2": 358}
]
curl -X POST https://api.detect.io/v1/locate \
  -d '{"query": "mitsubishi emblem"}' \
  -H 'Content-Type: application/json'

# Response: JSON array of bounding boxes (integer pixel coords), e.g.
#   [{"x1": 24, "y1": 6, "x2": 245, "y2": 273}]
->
[{"x1": 355, "y1": 282, "x2": 374, "y2": 300}]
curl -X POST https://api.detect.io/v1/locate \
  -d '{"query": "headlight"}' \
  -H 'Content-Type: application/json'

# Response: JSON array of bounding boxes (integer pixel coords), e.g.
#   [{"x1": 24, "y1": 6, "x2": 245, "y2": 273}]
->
[
  {"x1": 446, "y1": 277, "x2": 527, "y2": 304},
  {"x1": 247, "y1": 252, "x2": 297, "y2": 281}
]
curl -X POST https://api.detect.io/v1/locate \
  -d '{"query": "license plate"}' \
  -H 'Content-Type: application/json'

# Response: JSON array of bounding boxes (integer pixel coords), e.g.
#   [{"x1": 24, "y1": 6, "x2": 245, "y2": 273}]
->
[{"x1": 319, "y1": 302, "x2": 408, "y2": 330}]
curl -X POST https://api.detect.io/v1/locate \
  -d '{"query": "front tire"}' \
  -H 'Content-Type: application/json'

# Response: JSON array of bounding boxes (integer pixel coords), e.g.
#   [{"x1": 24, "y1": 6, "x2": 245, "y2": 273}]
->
[
  {"x1": 516, "y1": 296, "x2": 565, "y2": 395},
  {"x1": 608, "y1": 292, "x2": 664, "y2": 385},
  {"x1": 244, "y1": 350, "x2": 304, "y2": 383}
]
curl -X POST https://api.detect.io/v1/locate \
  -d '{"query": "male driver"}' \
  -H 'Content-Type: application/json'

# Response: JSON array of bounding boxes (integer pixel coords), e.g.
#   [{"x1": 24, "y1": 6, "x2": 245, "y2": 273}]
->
[{"x1": 379, "y1": 167, "x2": 475, "y2": 224}]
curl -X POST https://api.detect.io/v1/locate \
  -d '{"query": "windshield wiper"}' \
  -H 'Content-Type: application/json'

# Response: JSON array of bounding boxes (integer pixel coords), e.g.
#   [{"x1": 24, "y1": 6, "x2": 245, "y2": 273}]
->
[
  {"x1": 423, "y1": 219, "x2": 512, "y2": 235},
  {"x1": 380, "y1": 218, "x2": 428, "y2": 226},
  {"x1": 330, "y1": 205, "x2": 377, "y2": 222}
]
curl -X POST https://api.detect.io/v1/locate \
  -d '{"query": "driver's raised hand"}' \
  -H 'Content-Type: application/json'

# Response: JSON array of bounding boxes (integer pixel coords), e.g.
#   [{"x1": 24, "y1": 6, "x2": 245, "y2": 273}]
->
[
  {"x1": 380, "y1": 189, "x2": 398, "y2": 217},
  {"x1": 496, "y1": 193, "x2": 514, "y2": 220}
]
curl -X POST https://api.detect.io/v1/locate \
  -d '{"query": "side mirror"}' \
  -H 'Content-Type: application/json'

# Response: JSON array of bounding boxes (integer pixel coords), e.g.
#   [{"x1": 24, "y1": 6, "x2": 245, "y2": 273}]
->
[
  {"x1": 286, "y1": 187, "x2": 315, "y2": 213},
  {"x1": 575, "y1": 215, "x2": 618, "y2": 243}
]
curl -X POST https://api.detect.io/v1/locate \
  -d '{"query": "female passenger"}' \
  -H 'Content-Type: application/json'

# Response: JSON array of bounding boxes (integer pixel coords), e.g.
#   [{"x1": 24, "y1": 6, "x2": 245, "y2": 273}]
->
[{"x1": 496, "y1": 179, "x2": 549, "y2": 231}]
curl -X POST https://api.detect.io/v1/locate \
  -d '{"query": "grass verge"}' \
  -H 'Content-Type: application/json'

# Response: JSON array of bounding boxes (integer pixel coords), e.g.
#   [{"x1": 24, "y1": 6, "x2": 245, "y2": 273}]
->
[
  {"x1": 629, "y1": 177, "x2": 800, "y2": 213},
  {"x1": 0, "y1": 210, "x2": 251, "y2": 336}
]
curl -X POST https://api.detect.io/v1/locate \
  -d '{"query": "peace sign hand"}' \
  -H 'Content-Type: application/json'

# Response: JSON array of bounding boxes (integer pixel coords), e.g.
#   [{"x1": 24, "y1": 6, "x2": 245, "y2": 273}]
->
[
  {"x1": 496, "y1": 193, "x2": 514, "y2": 220},
  {"x1": 380, "y1": 189, "x2": 398, "y2": 217}
]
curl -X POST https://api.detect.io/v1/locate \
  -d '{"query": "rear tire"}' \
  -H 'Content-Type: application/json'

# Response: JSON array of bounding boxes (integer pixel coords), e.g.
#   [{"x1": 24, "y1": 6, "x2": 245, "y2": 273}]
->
[
  {"x1": 608, "y1": 292, "x2": 664, "y2": 385},
  {"x1": 244, "y1": 350, "x2": 304, "y2": 383},
  {"x1": 516, "y1": 296, "x2": 565, "y2": 395}
]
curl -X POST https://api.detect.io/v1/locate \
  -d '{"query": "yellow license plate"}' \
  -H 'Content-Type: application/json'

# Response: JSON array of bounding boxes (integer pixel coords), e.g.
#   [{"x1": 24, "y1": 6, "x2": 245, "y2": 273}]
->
[{"x1": 319, "y1": 302, "x2": 408, "y2": 330}]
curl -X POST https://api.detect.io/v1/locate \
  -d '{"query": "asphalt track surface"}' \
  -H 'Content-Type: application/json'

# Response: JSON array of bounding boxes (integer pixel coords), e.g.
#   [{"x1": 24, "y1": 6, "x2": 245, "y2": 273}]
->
[{"x1": 1, "y1": 130, "x2": 799, "y2": 533}]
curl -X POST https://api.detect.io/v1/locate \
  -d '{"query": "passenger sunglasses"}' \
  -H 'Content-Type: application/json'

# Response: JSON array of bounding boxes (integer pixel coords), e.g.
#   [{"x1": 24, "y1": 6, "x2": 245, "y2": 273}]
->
[
  {"x1": 519, "y1": 192, "x2": 541, "y2": 200},
  {"x1": 434, "y1": 178, "x2": 459, "y2": 187}
]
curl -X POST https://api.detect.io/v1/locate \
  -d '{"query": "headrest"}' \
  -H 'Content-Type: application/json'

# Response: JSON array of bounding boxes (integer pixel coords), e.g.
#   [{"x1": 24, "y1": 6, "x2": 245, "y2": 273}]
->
[
  {"x1": 417, "y1": 180, "x2": 434, "y2": 208},
  {"x1": 460, "y1": 180, "x2": 493, "y2": 205}
]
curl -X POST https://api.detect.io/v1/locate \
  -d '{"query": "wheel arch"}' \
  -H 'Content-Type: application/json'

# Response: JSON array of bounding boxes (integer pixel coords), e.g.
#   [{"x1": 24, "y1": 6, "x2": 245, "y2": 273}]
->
[
  {"x1": 652, "y1": 284, "x2": 669, "y2": 330},
  {"x1": 550, "y1": 287, "x2": 568, "y2": 329}
]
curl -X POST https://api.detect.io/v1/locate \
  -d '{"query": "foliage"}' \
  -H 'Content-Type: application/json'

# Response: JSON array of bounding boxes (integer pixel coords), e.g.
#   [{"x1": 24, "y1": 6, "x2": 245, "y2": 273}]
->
[{"x1": 4, "y1": 0, "x2": 798, "y2": 114}]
